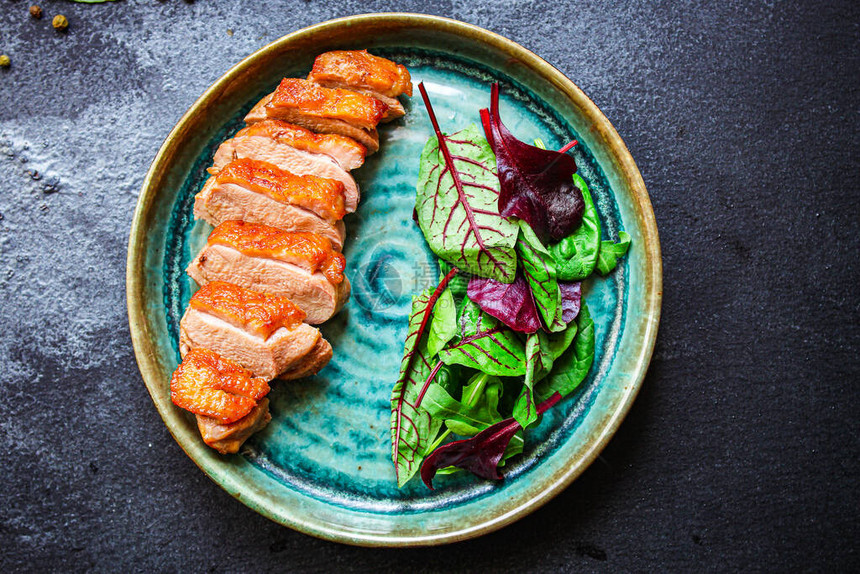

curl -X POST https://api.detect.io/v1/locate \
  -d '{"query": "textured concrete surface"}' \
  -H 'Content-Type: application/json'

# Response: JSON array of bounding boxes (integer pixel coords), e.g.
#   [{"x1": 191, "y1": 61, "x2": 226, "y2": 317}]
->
[{"x1": 1, "y1": 1, "x2": 858, "y2": 571}]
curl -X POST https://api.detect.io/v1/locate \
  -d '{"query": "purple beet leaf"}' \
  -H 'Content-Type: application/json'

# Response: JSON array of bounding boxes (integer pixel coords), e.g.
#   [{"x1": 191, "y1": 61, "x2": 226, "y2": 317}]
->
[
  {"x1": 467, "y1": 272, "x2": 542, "y2": 333},
  {"x1": 559, "y1": 281, "x2": 582, "y2": 324},
  {"x1": 481, "y1": 83, "x2": 584, "y2": 243},
  {"x1": 421, "y1": 392, "x2": 562, "y2": 489}
]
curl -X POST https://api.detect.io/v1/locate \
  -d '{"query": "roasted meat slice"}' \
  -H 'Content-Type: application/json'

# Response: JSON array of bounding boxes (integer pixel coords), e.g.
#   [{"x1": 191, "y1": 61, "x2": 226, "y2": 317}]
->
[
  {"x1": 170, "y1": 348, "x2": 270, "y2": 425},
  {"x1": 212, "y1": 127, "x2": 361, "y2": 213},
  {"x1": 186, "y1": 221, "x2": 350, "y2": 324},
  {"x1": 195, "y1": 158, "x2": 346, "y2": 249},
  {"x1": 245, "y1": 79, "x2": 387, "y2": 153},
  {"x1": 278, "y1": 338, "x2": 333, "y2": 381},
  {"x1": 196, "y1": 398, "x2": 271, "y2": 454},
  {"x1": 308, "y1": 50, "x2": 412, "y2": 121},
  {"x1": 180, "y1": 281, "x2": 328, "y2": 379},
  {"x1": 224, "y1": 119, "x2": 365, "y2": 170}
]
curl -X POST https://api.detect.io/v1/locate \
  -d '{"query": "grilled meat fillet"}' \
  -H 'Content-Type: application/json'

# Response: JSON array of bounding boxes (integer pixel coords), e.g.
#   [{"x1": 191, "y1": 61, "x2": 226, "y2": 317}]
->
[
  {"x1": 220, "y1": 119, "x2": 365, "y2": 170},
  {"x1": 170, "y1": 348, "x2": 270, "y2": 425},
  {"x1": 186, "y1": 221, "x2": 350, "y2": 324},
  {"x1": 308, "y1": 50, "x2": 412, "y2": 121},
  {"x1": 196, "y1": 398, "x2": 271, "y2": 454},
  {"x1": 212, "y1": 128, "x2": 361, "y2": 213},
  {"x1": 277, "y1": 337, "x2": 333, "y2": 381},
  {"x1": 180, "y1": 281, "x2": 327, "y2": 380},
  {"x1": 194, "y1": 158, "x2": 347, "y2": 250},
  {"x1": 245, "y1": 79, "x2": 387, "y2": 153}
]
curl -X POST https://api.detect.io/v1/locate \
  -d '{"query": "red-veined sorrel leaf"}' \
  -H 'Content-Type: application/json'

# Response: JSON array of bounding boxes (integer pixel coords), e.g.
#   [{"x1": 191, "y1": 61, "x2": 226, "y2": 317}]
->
[
  {"x1": 415, "y1": 83, "x2": 519, "y2": 282},
  {"x1": 390, "y1": 268, "x2": 459, "y2": 487},
  {"x1": 467, "y1": 272, "x2": 542, "y2": 334},
  {"x1": 438, "y1": 298, "x2": 527, "y2": 376},
  {"x1": 481, "y1": 83, "x2": 584, "y2": 243},
  {"x1": 421, "y1": 392, "x2": 563, "y2": 489}
]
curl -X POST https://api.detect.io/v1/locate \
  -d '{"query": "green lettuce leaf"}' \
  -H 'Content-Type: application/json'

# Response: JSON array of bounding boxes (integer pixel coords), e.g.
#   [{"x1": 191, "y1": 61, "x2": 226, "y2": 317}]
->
[
  {"x1": 423, "y1": 373, "x2": 504, "y2": 436},
  {"x1": 536, "y1": 303, "x2": 595, "y2": 400},
  {"x1": 550, "y1": 175, "x2": 601, "y2": 280},
  {"x1": 595, "y1": 231, "x2": 632, "y2": 275},
  {"x1": 517, "y1": 221, "x2": 565, "y2": 331},
  {"x1": 426, "y1": 287, "x2": 457, "y2": 357},
  {"x1": 514, "y1": 331, "x2": 554, "y2": 428},
  {"x1": 547, "y1": 321, "x2": 578, "y2": 359}
]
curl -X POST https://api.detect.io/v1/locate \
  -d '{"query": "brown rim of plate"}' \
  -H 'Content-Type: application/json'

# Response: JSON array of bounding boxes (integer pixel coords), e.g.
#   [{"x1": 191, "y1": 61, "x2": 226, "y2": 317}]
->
[{"x1": 126, "y1": 12, "x2": 662, "y2": 547}]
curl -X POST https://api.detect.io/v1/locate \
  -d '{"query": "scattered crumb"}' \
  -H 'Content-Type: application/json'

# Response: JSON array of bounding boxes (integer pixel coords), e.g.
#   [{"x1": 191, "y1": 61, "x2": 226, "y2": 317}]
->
[
  {"x1": 0, "y1": 55, "x2": 10, "y2": 69},
  {"x1": 29, "y1": 5, "x2": 42, "y2": 19},
  {"x1": 227, "y1": 28, "x2": 234, "y2": 37}
]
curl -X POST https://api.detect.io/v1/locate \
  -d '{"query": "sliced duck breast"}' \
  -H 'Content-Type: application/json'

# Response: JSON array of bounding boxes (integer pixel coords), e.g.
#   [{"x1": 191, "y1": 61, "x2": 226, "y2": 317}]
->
[
  {"x1": 220, "y1": 119, "x2": 366, "y2": 171},
  {"x1": 212, "y1": 129, "x2": 361, "y2": 213},
  {"x1": 196, "y1": 398, "x2": 271, "y2": 454},
  {"x1": 170, "y1": 348, "x2": 270, "y2": 425},
  {"x1": 278, "y1": 338, "x2": 333, "y2": 381},
  {"x1": 180, "y1": 281, "x2": 327, "y2": 380},
  {"x1": 186, "y1": 221, "x2": 350, "y2": 324},
  {"x1": 244, "y1": 79, "x2": 387, "y2": 153},
  {"x1": 194, "y1": 158, "x2": 346, "y2": 249},
  {"x1": 308, "y1": 50, "x2": 412, "y2": 121}
]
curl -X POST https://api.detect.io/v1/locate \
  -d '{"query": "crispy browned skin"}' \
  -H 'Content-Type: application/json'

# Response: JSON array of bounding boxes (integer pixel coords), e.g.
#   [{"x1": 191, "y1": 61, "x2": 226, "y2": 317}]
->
[
  {"x1": 189, "y1": 281, "x2": 306, "y2": 339},
  {"x1": 234, "y1": 120, "x2": 366, "y2": 170},
  {"x1": 269, "y1": 78, "x2": 388, "y2": 131},
  {"x1": 245, "y1": 93, "x2": 380, "y2": 153},
  {"x1": 207, "y1": 221, "x2": 346, "y2": 285},
  {"x1": 308, "y1": 50, "x2": 412, "y2": 98},
  {"x1": 170, "y1": 348, "x2": 270, "y2": 424},
  {"x1": 215, "y1": 158, "x2": 346, "y2": 222}
]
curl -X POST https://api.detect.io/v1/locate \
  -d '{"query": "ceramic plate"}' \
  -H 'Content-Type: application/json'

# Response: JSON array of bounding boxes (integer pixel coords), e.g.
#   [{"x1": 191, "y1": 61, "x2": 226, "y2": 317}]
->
[{"x1": 127, "y1": 13, "x2": 661, "y2": 546}]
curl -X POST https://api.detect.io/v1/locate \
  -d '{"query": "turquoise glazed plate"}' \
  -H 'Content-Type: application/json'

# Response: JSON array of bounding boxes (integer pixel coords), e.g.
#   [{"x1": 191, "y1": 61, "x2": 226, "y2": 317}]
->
[{"x1": 127, "y1": 13, "x2": 661, "y2": 547}]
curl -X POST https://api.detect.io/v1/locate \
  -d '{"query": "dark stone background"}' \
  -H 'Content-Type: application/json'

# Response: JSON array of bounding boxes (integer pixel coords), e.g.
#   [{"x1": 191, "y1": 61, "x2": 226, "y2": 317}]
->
[{"x1": 1, "y1": 1, "x2": 857, "y2": 571}]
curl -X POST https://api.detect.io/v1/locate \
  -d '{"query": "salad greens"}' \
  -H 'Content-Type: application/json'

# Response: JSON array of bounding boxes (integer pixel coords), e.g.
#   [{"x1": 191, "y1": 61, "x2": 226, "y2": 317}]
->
[
  {"x1": 481, "y1": 83, "x2": 585, "y2": 242},
  {"x1": 415, "y1": 111, "x2": 518, "y2": 282},
  {"x1": 437, "y1": 299, "x2": 527, "y2": 376},
  {"x1": 421, "y1": 393, "x2": 562, "y2": 489},
  {"x1": 517, "y1": 221, "x2": 564, "y2": 331},
  {"x1": 550, "y1": 174, "x2": 603, "y2": 281},
  {"x1": 596, "y1": 232, "x2": 632, "y2": 276},
  {"x1": 389, "y1": 83, "x2": 631, "y2": 488},
  {"x1": 390, "y1": 269, "x2": 459, "y2": 487},
  {"x1": 466, "y1": 273, "x2": 541, "y2": 333}
]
